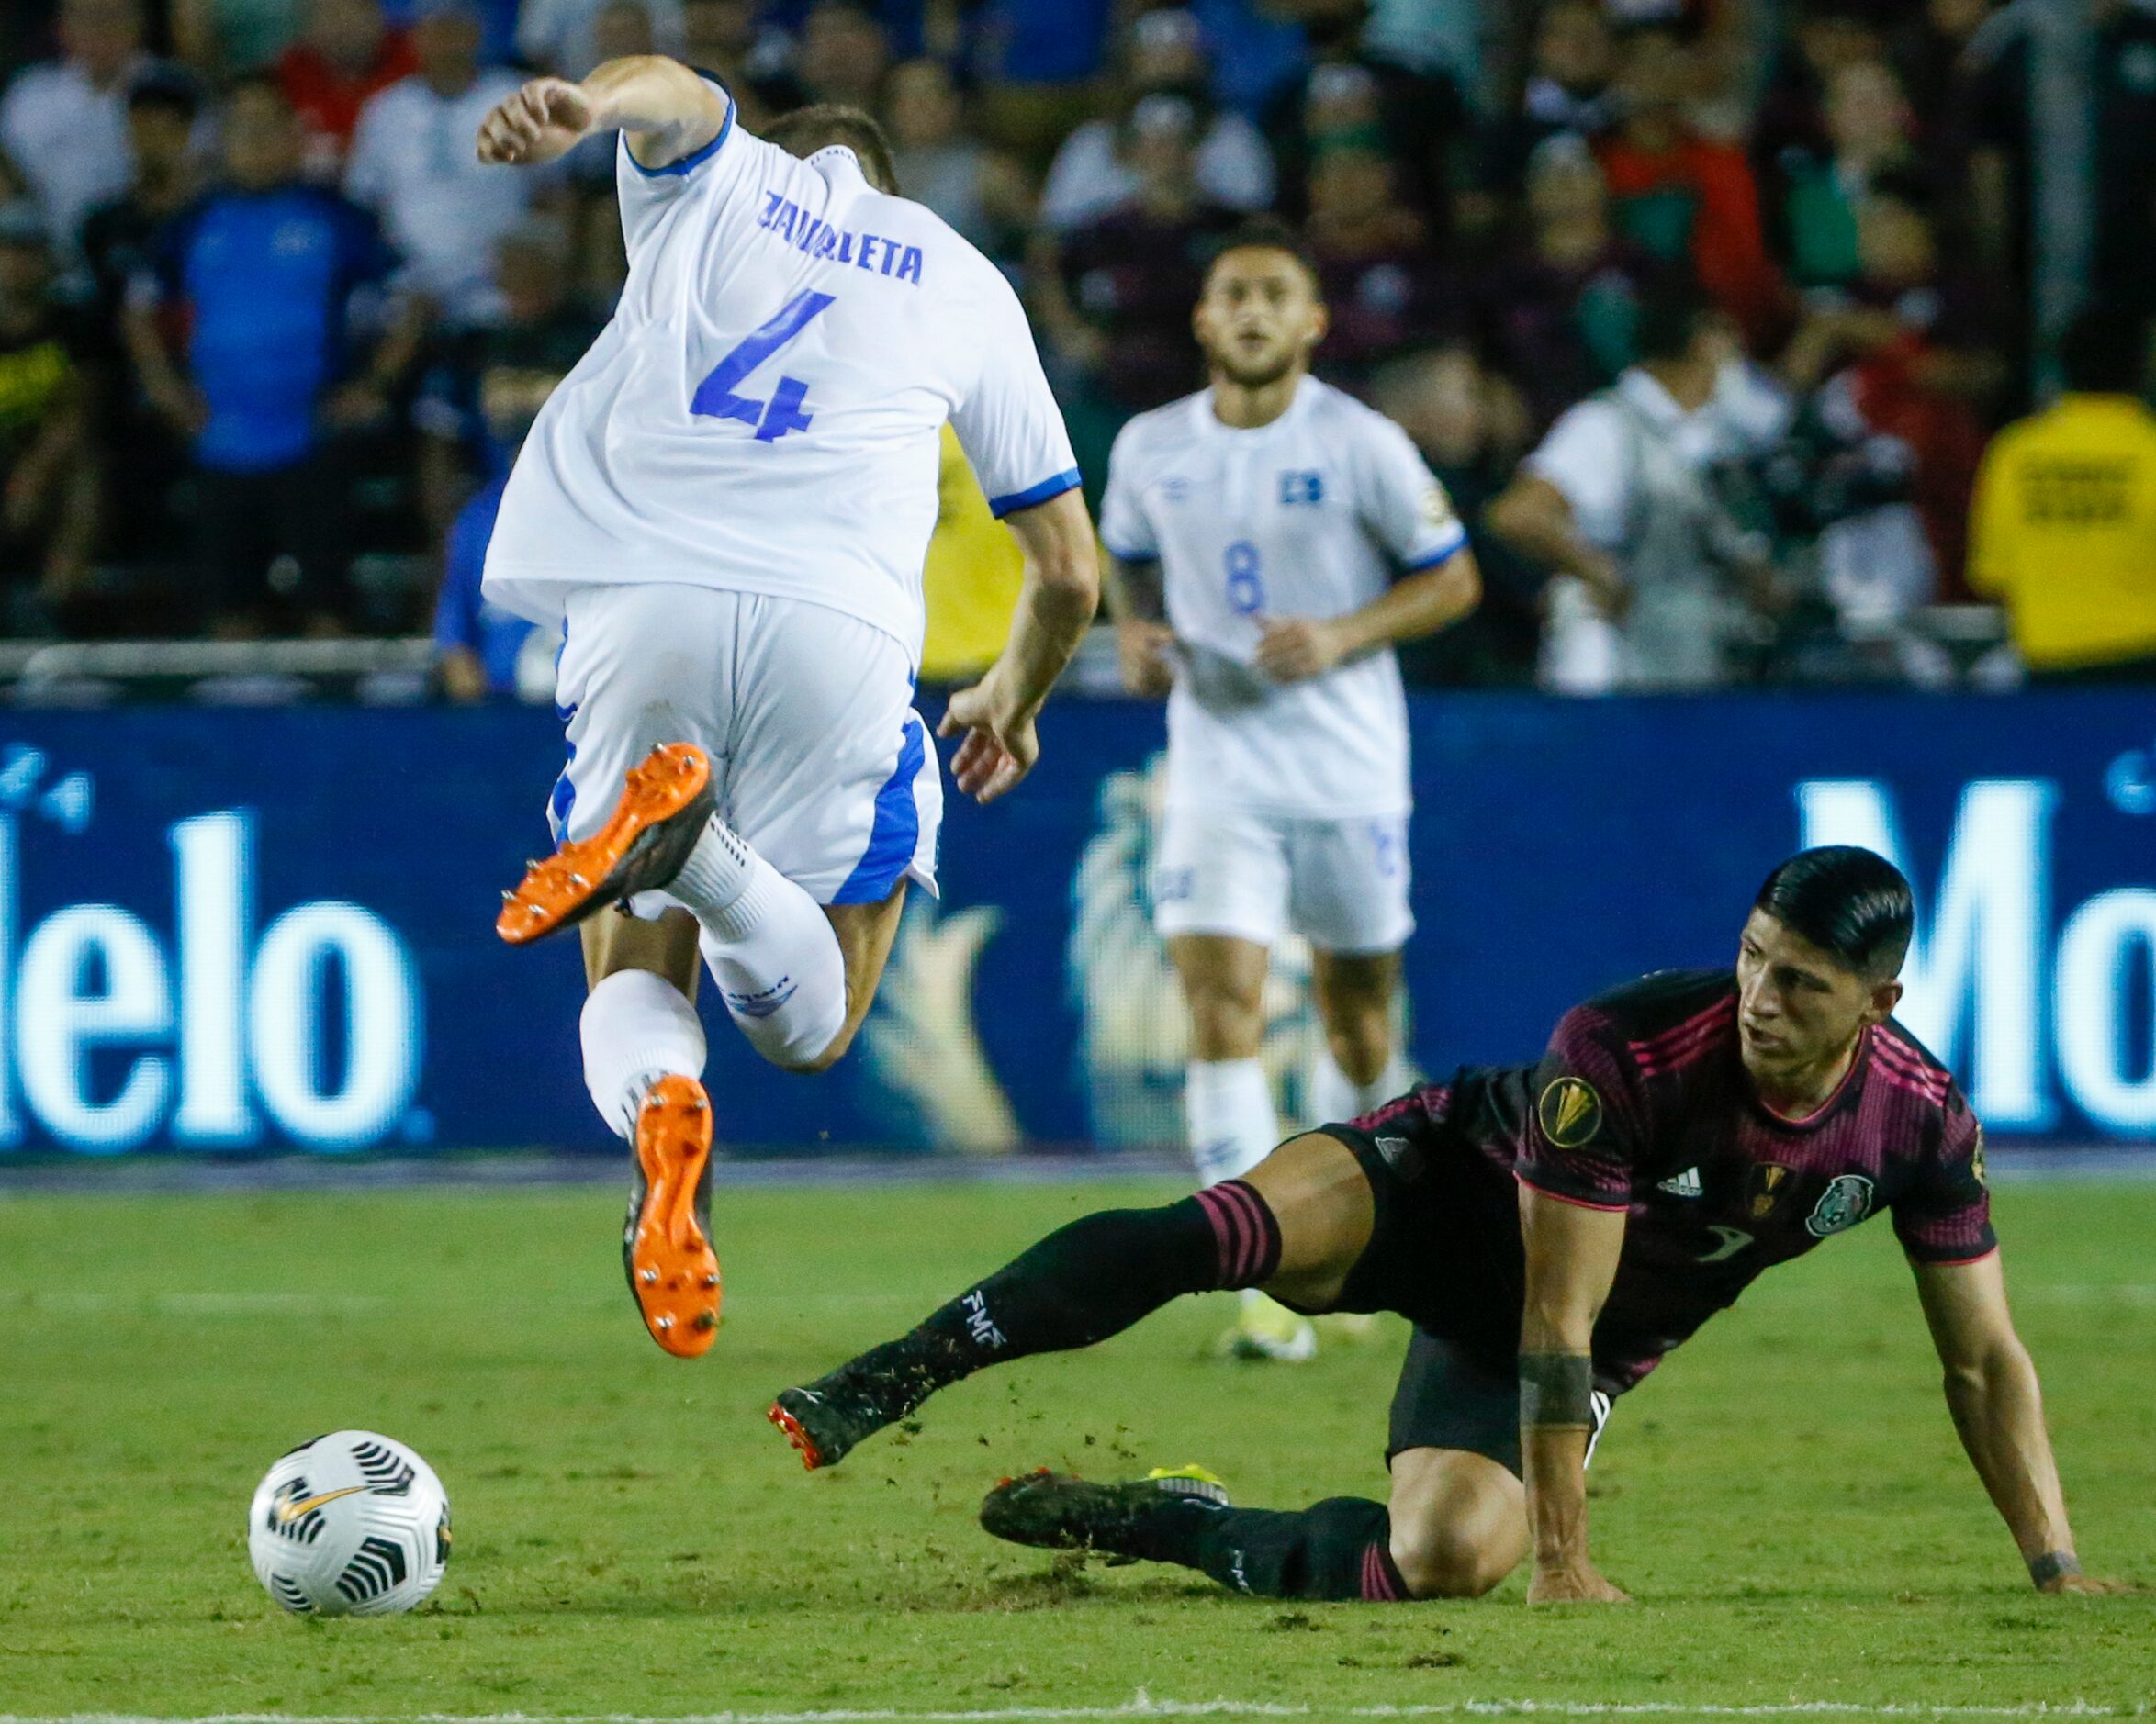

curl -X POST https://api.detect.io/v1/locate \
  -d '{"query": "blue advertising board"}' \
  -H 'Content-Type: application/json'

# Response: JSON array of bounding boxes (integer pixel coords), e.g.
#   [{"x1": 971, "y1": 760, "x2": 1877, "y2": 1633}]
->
[{"x1": 0, "y1": 691, "x2": 2150, "y2": 1157}]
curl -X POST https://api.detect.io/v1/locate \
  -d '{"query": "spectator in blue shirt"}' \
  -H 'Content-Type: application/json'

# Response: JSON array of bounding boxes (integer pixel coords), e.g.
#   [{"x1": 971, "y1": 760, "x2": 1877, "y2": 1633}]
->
[
  {"x1": 432, "y1": 356, "x2": 562, "y2": 700},
  {"x1": 125, "y1": 73, "x2": 427, "y2": 633}
]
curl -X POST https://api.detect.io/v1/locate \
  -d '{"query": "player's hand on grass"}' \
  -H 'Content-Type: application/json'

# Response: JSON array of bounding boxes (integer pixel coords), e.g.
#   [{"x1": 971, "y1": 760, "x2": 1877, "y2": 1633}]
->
[
  {"x1": 2041, "y1": 1573, "x2": 2133, "y2": 1595},
  {"x1": 477, "y1": 77, "x2": 596, "y2": 165},
  {"x1": 2032, "y1": 1555, "x2": 2133, "y2": 1595},
  {"x1": 940, "y1": 674, "x2": 1039, "y2": 804},
  {"x1": 1527, "y1": 1562, "x2": 1632, "y2": 1605},
  {"x1": 1117, "y1": 620, "x2": 1176, "y2": 697},
  {"x1": 1254, "y1": 615, "x2": 1347, "y2": 682}
]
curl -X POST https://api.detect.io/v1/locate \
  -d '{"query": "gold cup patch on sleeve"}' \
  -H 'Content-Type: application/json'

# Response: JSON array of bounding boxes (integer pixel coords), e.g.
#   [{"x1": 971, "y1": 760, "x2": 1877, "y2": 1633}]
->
[{"x1": 1537, "y1": 1076, "x2": 1604, "y2": 1149}]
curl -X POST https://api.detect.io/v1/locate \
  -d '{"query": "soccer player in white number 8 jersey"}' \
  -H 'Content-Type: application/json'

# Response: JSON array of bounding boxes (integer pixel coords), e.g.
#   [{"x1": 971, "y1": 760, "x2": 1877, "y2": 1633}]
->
[
  {"x1": 1099, "y1": 221, "x2": 1478, "y2": 1362},
  {"x1": 473, "y1": 63, "x2": 1099, "y2": 1358}
]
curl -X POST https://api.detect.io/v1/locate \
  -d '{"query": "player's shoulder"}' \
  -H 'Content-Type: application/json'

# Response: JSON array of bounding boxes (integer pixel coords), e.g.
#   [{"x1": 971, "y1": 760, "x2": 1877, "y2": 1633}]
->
[
  {"x1": 1302, "y1": 376, "x2": 1395, "y2": 432},
  {"x1": 1871, "y1": 1020, "x2": 1964, "y2": 1114},
  {"x1": 1297, "y1": 378, "x2": 1409, "y2": 452},
  {"x1": 1109, "y1": 391, "x2": 1207, "y2": 463},
  {"x1": 1571, "y1": 968, "x2": 1738, "y2": 1058}
]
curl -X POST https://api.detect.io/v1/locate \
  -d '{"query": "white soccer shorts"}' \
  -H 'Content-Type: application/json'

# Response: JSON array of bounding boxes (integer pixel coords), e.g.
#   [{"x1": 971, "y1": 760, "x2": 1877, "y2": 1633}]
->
[
  {"x1": 548, "y1": 583, "x2": 941, "y2": 906},
  {"x1": 1151, "y1": 802, "x2": 1413, "y2": 955}
]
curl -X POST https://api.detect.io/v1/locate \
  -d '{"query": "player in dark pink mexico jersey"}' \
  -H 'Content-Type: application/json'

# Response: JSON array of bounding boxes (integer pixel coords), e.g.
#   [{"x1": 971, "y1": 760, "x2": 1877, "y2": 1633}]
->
[{"x1": 770, "y1": 847, "x2": 2126, "y2": 1605}]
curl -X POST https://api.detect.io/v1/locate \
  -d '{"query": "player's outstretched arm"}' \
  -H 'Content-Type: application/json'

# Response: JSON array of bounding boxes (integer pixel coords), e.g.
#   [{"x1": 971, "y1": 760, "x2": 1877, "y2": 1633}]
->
[
  {"x1": 940, "y1": 487, "x2": 1099, "y2": 804},
  {"x1": 1254, "y1": 550, "x2": 1480, "y2": 683},
  {"x1": 475, "y1": 57, "x2": 724, "y2": 173},
  {"x1": 1913, "y1": 1252, "x2": 2128, "y2": 1595},
  {"x1": 1517, "y1": 1182, "x2": 1630, "y2": 1605}
]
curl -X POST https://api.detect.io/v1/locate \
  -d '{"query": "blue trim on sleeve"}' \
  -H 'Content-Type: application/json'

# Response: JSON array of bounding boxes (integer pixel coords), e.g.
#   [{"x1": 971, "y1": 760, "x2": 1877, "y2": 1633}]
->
[
  {"x1": 624, "y1": 79, "x2": 735, "y2": 178},
  {"x1": 1402, "y1": 521, "x2": 1470, "y2": 571},
  {"x1": 1101, "y1": 539, "x2": 1158, "y2": 564},
  {"x1": 988, "y1": 466, "x2": 1082, "y2": 519}
]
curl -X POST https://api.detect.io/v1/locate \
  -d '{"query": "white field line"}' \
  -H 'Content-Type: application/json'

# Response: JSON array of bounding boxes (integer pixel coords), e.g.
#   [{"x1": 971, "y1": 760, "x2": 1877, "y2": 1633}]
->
[{"x1": 1, "y1": 1698, "x2": 2145, "y2": 1724}]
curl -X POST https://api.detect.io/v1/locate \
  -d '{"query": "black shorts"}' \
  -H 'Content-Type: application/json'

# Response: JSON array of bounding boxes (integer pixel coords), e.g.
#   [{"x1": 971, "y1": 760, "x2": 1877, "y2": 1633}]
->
[
  {"x1": 1386, "y1": 1325, "x2": 1611, "y2": 1476},
  {"x1": 1314, "y1": 1123, "x2": 1612, "y2": 1478}
]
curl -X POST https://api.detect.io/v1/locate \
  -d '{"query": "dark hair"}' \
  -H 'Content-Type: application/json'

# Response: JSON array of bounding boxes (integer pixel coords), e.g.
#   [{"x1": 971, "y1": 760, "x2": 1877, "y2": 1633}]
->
[
  {"x1": 1204, "y1": 215, "x2": 1321, "y2": 290},
  {"x1": 1631, "y1": 276, "x2": 1712, "y2": 363},
  {"x1": 2058, "y1": 305, "x2": 2149, "y2": 395},
  {"x1": 1753, "y1": 846, "x2": 1914, "y2": 980},
  {"x1": 765, "y1": 103, "x2": 898, "y2": 195}
]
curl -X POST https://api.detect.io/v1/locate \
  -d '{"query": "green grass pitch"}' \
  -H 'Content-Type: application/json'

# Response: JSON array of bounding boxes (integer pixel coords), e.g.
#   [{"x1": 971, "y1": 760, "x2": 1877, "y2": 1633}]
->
[{"x1": 0, "y1": 1172, "x2": 2151, "y2": 1720}]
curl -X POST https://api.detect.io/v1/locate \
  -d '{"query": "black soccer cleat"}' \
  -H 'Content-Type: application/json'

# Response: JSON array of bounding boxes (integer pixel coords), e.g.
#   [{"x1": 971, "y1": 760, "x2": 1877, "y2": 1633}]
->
[
  {"x1": 979, "y1": 1467, "x2": 1230, "y2": 1560},
  {"x1": 768, "y1": 1358, "x2": 938, "y2": 1471}
]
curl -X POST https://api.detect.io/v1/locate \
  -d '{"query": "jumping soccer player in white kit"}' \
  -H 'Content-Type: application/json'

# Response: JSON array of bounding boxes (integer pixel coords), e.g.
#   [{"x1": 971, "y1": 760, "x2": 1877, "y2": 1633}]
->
[
  {"x1": 473, "y1": 63, "x2": 1099, "y2": 1358},
  {"x1": 1099, "y1": 219, "x2": 1478, "y2": 1362}
]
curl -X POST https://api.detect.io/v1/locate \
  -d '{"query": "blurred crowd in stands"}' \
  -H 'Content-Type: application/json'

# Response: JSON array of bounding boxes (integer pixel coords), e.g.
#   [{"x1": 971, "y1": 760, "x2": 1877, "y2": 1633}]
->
[{"x1": 0, "y1": 0, "x2": 2153, "y2": 696}]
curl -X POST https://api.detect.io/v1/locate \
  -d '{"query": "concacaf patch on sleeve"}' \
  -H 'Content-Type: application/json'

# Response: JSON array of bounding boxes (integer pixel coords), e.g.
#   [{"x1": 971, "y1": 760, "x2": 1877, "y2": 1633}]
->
[
  {"x1": 1537, "y1": 1076, "x2": 1604, "y2": 1149},
  {"x1": 1971, "y1": 1125, "x2": 1987, "y2": 1188}
]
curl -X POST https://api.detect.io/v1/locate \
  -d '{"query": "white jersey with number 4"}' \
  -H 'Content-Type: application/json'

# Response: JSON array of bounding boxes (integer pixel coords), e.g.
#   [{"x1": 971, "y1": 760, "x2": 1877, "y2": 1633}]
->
[
  {"x1": 483, "y1": 82, "x2": 1079, "y2": 665},
  {"x1": 1099, "y1": 377, "x2": 1465, "y2": 818}
]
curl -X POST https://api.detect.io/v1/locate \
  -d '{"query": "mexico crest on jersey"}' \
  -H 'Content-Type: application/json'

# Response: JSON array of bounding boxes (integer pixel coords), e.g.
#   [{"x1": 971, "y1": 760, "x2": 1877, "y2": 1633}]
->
[{"x1": 1804, "y1": 1173, "x2": 1875, "y2": 1237}]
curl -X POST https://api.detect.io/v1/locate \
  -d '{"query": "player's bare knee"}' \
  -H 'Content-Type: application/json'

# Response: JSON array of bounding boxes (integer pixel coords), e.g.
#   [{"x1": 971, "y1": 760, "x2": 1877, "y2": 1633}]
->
[
  {"x1": 783, "y1": 1015, "x2": 862, "y2": 1074},
  {"x1": 1187, "y1": 991, "x2": 1266, "y2": 1060},
  {"x1": 1326, "y1": 1017, "x2": 1391, "y2": 1087},
  {"x1": 1387, "y1": 1519, "x2": 1515, "y2": 1600}
]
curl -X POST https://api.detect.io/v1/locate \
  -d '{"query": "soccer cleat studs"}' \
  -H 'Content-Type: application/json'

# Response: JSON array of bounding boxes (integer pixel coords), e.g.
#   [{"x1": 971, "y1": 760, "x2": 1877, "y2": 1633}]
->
[{"x1": 623, "y1": 1074, "x2": 721, "y2": 1358}]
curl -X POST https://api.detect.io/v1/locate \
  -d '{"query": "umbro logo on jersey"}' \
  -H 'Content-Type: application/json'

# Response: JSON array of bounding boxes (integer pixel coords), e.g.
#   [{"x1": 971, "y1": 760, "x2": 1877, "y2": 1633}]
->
[{"x1": 1656, "y1": 1167, "x2": 1703, "y2": 1198}]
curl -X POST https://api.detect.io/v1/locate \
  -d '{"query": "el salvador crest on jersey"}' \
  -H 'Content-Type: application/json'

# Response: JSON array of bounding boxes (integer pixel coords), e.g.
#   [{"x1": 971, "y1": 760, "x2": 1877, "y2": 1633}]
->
[{"x1": 1804, "y1": 1173, "x2": 1875, "y2": 1237}]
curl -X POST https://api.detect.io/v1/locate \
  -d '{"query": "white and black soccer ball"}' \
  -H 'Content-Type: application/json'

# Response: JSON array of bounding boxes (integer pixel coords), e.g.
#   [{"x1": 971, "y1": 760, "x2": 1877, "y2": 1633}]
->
[{"x1": 247, "y1": 1430, "x2": 451, "y2": 1617}]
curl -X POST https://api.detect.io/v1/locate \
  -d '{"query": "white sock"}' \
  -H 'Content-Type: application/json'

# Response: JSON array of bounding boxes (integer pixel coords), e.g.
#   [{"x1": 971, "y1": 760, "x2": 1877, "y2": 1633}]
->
[
  {"x1": 670, "y1": 817, "x2": 846, "y2": 1069},
  {"x1": 1308, "y1": 1048, "x2": 1405, "y2": 1126},
  {"x1": 1185, "y1": 1057, "x2": 1279, "y2": 1188},
  {"x1": 579, "y1": 968, "x2": 707, "y2": 1140}
]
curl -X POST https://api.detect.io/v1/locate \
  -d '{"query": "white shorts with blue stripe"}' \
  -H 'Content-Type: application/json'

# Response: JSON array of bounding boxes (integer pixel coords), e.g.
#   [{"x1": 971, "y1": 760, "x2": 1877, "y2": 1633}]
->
[{"x1": 548, "y1": 583, "x2": 941, "y2": 907}]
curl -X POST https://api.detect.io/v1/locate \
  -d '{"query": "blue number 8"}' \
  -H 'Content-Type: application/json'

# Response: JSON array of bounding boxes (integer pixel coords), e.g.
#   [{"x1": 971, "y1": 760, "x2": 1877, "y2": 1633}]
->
[{"x1": 1224, "y1": 541, "x2": 1264, "y2": 615}]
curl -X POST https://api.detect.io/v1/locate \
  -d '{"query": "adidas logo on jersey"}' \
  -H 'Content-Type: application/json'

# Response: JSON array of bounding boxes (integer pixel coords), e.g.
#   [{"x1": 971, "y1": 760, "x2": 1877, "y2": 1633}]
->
[{"x1": 1656, "y1": 1167, "x2": 1704, "y2": 1198}]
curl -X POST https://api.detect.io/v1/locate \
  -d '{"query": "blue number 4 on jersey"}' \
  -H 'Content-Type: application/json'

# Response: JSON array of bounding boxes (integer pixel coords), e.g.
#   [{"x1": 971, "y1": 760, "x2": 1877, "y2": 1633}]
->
[{"x1": 692, "y1": 289, "x2": 834, "y2": 443}]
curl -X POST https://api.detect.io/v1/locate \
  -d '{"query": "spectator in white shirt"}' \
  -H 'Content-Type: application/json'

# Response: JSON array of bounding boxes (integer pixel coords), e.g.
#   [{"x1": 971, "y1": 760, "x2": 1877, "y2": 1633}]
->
[
  {"x1": 885, "y1": 56, "x2": 1029, "y2": 253},
  {"x1": 0, "y1": 0, "x2": 151, "y2": 255},
  {"x1": 344, "y1": 0, "x2": 538, "y2": 325},
  {"x1": 1040, "y1": 8, "x2": 1275, "y2": 232},
  {"x1": 1488, "y1": 286, "x2": 1784, "y2": 693}
]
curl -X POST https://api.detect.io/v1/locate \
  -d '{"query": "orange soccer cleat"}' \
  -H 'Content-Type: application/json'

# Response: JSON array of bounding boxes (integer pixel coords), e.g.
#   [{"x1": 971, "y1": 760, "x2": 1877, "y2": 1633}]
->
[
  {"x1": 623, "y1": 1075, "x2": 722, "y2": 1358},
  {"x1": 497, "y1": 743, "x2": 714, "y2": 945}
]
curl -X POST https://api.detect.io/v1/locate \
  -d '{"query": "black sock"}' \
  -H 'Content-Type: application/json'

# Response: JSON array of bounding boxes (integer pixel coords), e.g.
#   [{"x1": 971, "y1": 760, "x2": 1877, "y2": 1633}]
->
[
  {"x1": 1149, "y1": 1497, "x2": 1409, "y2": 1602},
  {"x1": 836, "y1": 1182, "x2": 1282, "y2": 1410}
]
